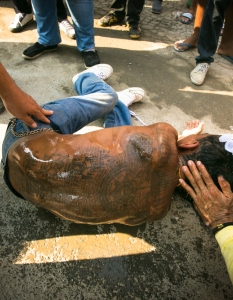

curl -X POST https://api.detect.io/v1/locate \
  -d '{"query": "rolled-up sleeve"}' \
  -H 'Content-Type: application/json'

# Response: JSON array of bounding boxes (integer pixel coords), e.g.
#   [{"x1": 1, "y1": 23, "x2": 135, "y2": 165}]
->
[{"x1": 215, "y1": 226, "x2": 233, "y2": 284}]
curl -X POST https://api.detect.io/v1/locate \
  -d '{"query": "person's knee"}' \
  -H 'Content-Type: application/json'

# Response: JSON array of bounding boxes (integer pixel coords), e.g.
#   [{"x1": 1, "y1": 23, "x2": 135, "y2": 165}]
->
[{"x1": 108, "y1": 91, "x2": 118, "y2": 106}]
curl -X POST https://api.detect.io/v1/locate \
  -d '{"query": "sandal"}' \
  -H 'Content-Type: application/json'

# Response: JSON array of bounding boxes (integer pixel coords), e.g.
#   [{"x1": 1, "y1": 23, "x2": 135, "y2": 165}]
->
[
  {"x1": 180, "y1": 12, "x2": 194, "y2": 25},
  {"x1": 174, "y1": 40, "x2": 195, "y2": 52}
]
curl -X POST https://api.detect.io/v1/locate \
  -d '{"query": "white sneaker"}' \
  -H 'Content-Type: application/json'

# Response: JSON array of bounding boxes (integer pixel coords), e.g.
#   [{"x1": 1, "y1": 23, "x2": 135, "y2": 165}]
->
[
  {"x1": 117, "y1": 87, "x2": 145, "y2": 107},
  {"x1": 72, "y1": 64, "x2": 113, "y2": 83},
  {"x1": 59, "y1": 19, "x2": 75, "y2": 39},
  {"x1": 9, "y1": 13, "x2": 34, "y2": 33},
  {"x1": 190, "y1": 63, "x2": 210, "y2": 85}
]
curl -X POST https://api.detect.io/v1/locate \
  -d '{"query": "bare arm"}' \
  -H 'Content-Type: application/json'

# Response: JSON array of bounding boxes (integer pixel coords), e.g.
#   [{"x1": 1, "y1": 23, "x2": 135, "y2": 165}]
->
[{"x1": 0, "y1": 63, "x2": 53, "y2": 128}]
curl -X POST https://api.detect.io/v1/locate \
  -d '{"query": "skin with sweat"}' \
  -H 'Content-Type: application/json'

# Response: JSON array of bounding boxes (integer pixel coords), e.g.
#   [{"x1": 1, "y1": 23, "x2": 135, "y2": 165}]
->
[{"x1": 7, "y1": 122, "x2": 180, "y2": 225}]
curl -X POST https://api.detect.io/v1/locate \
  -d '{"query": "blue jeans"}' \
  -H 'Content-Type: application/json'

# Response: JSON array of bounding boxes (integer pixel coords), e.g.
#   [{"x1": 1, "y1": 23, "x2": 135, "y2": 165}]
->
[
  {"x1": 31, "y1": 0, "x2": 95, "y2": 51},
  {"x1": 196, "y1": 0, "x2": 232, "y2": 64},
  {"x1": 1, "y1": 73, "x2": 132, "y2": 196}
]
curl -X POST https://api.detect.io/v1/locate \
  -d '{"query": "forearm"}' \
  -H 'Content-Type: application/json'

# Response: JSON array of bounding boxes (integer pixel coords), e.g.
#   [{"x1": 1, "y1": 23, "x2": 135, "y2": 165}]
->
[
  {"x1": 0, "y1": 63, "x2": 21, "y2": 100},
  {"x1": 215, "y1": 226, "x2": 233, "y2": 284}
]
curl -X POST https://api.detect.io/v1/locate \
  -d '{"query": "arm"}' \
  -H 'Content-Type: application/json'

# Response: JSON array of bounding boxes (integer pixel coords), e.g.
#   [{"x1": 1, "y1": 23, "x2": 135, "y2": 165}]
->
[
  {"x1": 179, "y1": 161, "x2": 233, "y2": 284},
  {"x1": 0, "y1": 63, "x2": 53, "y2": 128}
]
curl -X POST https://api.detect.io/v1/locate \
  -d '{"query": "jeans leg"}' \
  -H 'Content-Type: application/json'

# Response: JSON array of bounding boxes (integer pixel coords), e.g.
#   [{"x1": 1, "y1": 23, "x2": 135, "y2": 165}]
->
[
  {"x1": 65, "y1": 0, "x2": 95, "y2": 52},
  {"x1": 104, "y1": 100, "x2": 132, "y2": 128},
  {"x1": 40, "y1": 73, "x2": 118, "y2": 134},
  {"x1": 126, "y1": 0, "x2": 145, "y2": 24},
  {"x1": 12, "y1": 0, "x2": 32, "y2": 14},
  {"x1": 196, "y1": 0, "x2": 232, "y2": 64},
  {"x1": 31, "y1": 0, "x2": 61, "y2": 46}
]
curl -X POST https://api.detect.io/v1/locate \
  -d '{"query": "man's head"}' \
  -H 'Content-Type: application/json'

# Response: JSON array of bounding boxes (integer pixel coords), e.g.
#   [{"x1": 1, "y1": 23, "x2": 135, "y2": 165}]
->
[{"x1": 178, "y1": 134, "x2": 233, "y2": 190}]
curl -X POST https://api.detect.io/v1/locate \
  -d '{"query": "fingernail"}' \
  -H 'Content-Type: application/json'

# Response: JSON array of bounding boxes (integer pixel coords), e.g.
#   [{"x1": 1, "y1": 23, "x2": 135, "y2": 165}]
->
[
  {"x1": 197, "y1": 161, "x2": 201, "y2": 166},
  {"x1": 188, "y1": 161, "x2": 192, "y2": 166}
]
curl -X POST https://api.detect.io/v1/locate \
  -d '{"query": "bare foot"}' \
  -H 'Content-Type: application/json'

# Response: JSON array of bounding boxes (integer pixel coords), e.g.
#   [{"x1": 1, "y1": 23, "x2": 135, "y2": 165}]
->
[
  {"x1": 174, "y1": 36, "x2": 197, "y2": 51},
  {"x1": 181, "y1": 120, "x2": 204, "y2": 137}
]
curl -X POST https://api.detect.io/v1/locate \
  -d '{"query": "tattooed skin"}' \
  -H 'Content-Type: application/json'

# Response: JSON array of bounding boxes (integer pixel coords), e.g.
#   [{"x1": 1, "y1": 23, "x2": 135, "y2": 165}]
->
[{"x1": 7, "y1": 123, "x2": 179, "y2": 225}]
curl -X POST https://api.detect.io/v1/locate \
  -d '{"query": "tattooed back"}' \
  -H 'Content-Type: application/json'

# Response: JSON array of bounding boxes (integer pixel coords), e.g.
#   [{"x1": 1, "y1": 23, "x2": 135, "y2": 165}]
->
[{"x1": 7, "y1": 122, "x2": 179, "y2": 225}]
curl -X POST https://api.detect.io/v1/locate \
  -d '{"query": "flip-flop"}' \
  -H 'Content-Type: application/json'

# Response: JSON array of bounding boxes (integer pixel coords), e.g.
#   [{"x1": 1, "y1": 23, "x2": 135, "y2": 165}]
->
[
  {"x1": 180, "y1": 12, "x2": 194, "y2": 24},
  {"x1": 218, "y1": 53, "x2": 233, "y2": 63},
  {"x1": 174, "y1": 40, "x2": 194, "y2": 52}
]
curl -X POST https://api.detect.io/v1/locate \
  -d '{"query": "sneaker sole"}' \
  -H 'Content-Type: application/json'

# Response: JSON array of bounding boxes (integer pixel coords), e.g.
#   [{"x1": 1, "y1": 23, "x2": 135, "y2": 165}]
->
[
  {"x1": 190, "y1": 75, "x2": 204, "y2": 86},
  {"x1": 130, "y1": 34, "x2": 141, "y2": 39},
  {"x1": 98, "y1": 19, "x2": 124, "y2": 27},
  {"x1": 119, "y1": 88, "x2": 145, "y2": 102},
  {"x1": 9, "y1": 18, "x2": 34, "y2": 33},
  {"x1": 22, "y1": 47, "x2": 58, "y2": 60}
]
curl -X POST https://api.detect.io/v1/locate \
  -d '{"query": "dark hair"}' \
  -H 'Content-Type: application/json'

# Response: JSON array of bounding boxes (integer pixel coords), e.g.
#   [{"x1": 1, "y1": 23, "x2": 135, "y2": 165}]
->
[{"x1": 182, "y1": 135, "x2": 233, "y2": 190}]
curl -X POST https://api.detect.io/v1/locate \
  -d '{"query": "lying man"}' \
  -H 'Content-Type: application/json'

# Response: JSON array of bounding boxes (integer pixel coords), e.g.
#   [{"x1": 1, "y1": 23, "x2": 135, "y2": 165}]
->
[{"x1": 1, "y1": 64, "x2": 233, "y2": 227}]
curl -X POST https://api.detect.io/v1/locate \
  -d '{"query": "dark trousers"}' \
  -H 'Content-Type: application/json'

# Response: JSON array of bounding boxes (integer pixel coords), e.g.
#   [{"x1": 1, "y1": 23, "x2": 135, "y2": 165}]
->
[
  {"x1": 11, "y1": 0, "x2": 68, "y2": 21},
  {"x1": 110, "y1": 0, "x2": 145, "y2": 24},
  {"x1": 196, "y1": 0, "x2": 232, "y2": 64}
]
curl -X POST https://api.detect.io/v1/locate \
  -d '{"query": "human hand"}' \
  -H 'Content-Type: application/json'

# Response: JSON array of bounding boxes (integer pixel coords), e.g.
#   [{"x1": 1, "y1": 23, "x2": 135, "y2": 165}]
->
[
  {"x1": 179, "y1": 120, "x2": 204, "y2": 140},
  {"x1": 2, "y1": 88, "x2": 53, "y2": 128},
  {"x1": 179, "y1": 160, "x2": 233, "y2": 228}
]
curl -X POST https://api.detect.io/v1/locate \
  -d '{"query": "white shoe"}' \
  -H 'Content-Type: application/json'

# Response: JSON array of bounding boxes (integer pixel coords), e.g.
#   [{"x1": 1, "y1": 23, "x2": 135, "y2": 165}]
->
[
  {"x1": 59, "y1": 19, "x2": 75, "y2": 39},
  {"x1": 9, "y1": 13, "x2": 34, "y2": 33},
  {"x1": 117, "y1": 87, "x2": 145, "y2": 107},
  {"x1": 72, "y1": 64, "x2": 113, "y2": 83},
  {"x1": 190, "y1": 63, "x2": 210, "y2": 85}
]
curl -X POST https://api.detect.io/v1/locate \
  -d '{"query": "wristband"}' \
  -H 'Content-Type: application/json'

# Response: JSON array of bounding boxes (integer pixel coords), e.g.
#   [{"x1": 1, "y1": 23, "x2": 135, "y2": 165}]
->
[{"x1": 212, "y1": 222, "x2": 233, "y2": 235}]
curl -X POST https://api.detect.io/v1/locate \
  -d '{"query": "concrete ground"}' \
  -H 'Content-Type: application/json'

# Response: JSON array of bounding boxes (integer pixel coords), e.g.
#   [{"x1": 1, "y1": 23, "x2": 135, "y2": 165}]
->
[{"x1": 0, "y1": 0, "x2": 233, "y2": 299}]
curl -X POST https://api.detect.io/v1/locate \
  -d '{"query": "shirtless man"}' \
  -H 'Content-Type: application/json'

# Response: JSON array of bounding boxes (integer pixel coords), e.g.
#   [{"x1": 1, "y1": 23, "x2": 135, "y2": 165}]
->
[{"x1": 1, "y1": 64, "x2": 232, "y2": 226}]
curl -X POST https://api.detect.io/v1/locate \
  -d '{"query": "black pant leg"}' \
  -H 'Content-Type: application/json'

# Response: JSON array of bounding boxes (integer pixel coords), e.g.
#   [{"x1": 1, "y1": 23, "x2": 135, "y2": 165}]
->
[
  {"x1": 11, "y1": 0, "x2": 32, "y2": 14},
  {"x1": 196, "y1": 0, "x2": 232, "y2": 64},
  {"x1": 110, "y1": 0, "x2": 127, "y2": 19},
  {"x1": 126, "y1": 0, "x2": 145, "y2": 24},
  {"x1": 57, "y1": 0, "x2": 68, "y2": 22}
]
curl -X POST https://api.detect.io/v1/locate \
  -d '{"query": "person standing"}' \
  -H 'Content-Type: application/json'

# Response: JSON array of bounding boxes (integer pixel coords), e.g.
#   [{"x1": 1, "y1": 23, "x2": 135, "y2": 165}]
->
[
  {"x1": 190, "y1": 0, "x2": 233, "y2": 85},
  {"x1": 9, "y1": 0, "x2": 75, "y2": 39},
  {"x1": 22, "y1": 0, "x2": 100, "y2": 68},
  {"x1": 98, "y1": 0, "x2": 145, "y2": 39}
]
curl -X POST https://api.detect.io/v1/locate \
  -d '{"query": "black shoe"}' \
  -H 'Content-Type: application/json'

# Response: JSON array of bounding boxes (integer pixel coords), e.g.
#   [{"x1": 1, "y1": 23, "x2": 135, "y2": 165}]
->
[
  {"x1": 83, "y1": 50, "x2": 100, "y2": 68},
  {"x1": 128, "y1": 23, "x2": 141, "y2": 39},
  {"x1": 0, "y1": 97, "x2": 5, "y2": 114},
  {"x1": 152, "y1": 0, "x2": 162, "y2": 14},
  {"x1": 98, "y1": 10, "x2": 124, "y2": 27},
  {"x1": 22, "y1": 42, "x2": 58, "y2": 60}
]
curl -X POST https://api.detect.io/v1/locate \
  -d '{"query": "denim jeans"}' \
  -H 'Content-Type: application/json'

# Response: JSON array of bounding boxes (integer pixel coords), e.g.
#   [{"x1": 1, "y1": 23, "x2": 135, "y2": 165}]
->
[
  {"x1": 110, "y1": 0, "x2": 145, "y2": 24},
  {"x1": 1, "y1": 73, "x2": 132, "y2": 195},
  {"x1": 196, "y1": 0, "x2": 232, "y2": 64},
  {"x1": 31, "y1": 0, "x2": 95, "y2": 51}
]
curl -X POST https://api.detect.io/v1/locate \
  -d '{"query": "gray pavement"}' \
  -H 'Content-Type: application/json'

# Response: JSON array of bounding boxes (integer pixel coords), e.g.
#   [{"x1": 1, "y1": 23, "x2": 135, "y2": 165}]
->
[{"x1": 0, "y1": 0, "x2": 233, "y2": 299}]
